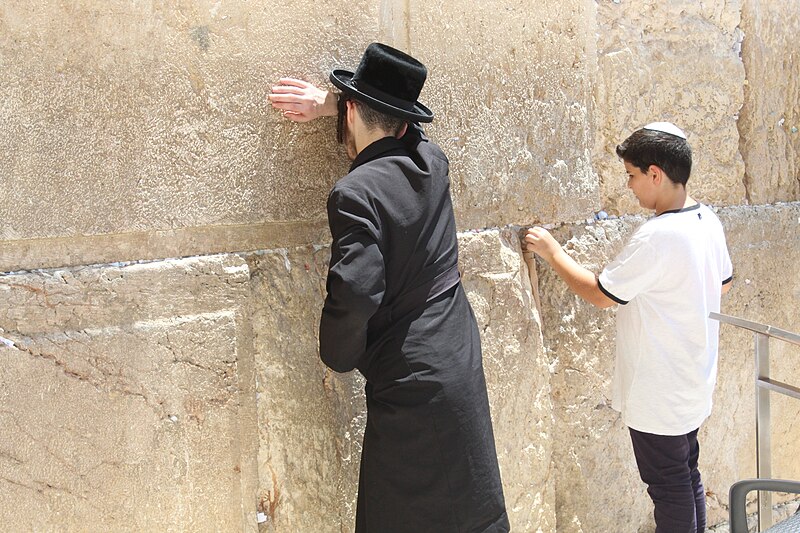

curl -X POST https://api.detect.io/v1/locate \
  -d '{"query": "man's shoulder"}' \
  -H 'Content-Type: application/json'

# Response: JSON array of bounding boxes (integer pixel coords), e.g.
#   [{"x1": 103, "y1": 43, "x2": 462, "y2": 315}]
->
[
  {"x1": 334, "y1": 161, "x2": 388, "y2": 196},
  {"x1": 331, "y1": 163, "x2": 393, "y2": 205},
  {"x1": 330, "y1": 173, "x2": 368, "y2": 200},
  {"x1": 419, "y1": 138, "x2": 449, "y2": 165}
]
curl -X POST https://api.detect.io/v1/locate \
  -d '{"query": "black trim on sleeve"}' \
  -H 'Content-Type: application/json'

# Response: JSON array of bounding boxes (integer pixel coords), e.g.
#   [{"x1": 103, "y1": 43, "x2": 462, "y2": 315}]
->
[
  {"x1": 598, "y1": 279, "x2": 628, "y2": 305},
  {"x1": 722, "y1": 274, "x2": 733, "y2": 285}
]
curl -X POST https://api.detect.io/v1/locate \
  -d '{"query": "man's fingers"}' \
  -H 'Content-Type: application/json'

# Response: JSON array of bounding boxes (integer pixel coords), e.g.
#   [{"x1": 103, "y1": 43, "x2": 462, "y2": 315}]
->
[
  {"x1": 268, "y1": 93, "x2": 303, "y2": 104},
  {"x1": 283, "y1": 110, "x2": 311, "y2": 122},
  {"x1": 269, "y1": 96, "x2": 310, "y2": 114},
  {"x1": 272, "y1": 104, "x2": 305, "y2": 115},
  {"x1": 277, "y1": 78, "x2": 310, "y2": 88},
  {"x1": 270, "y1": 85, "x2": 306, "y2": 95}
]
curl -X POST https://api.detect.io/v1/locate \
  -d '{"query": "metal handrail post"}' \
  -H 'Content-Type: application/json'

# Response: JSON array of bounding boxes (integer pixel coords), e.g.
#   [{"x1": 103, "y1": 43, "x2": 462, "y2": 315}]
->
[
  {"x1": 710, "y1": 311, "x2": 800, "y2": 531},
  {"x1": 755, "y1": 332, "x2": 772, "y2": 531}
]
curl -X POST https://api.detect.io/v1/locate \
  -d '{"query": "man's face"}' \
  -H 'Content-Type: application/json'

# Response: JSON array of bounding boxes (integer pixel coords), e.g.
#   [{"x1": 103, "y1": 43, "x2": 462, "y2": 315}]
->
[{"x1": 624, "y1": 160, "x2": 656, "y2": 210}]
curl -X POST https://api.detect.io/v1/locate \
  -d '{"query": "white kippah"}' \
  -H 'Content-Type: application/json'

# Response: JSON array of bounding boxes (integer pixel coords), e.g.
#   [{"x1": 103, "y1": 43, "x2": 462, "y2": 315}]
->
[{"x1": 643, "y1": 122, "x2": 687, "y2": 139}]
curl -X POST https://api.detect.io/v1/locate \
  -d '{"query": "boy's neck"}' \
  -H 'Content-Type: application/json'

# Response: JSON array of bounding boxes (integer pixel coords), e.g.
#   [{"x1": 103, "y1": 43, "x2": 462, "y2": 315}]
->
[{"x1": 654, "y1": 185, "x2": 697, "y2": 216}]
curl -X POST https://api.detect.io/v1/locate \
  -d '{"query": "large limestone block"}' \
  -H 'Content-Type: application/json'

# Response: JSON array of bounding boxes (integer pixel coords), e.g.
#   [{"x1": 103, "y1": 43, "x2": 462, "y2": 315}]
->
[
  {"x1": 0, "y1": 1, "x2": 366, "y2": 242},
  {"x1": 738, "y1": 0, "x2": 800, "y2": 203},
  {"x1": 0, "y1": 255, "x2": 258, "y2": 531},
  {"x1": 408, "y1": 0, "x2": 599, "y2": 229},
  {"x1": 248, "y1": 228, "x2": 557, "y2": 532},
  {"x1": 459, "y1": 229, "x2": 556, "y2": 532},
  {"x1": 703, "y1": 204, "x2": 800, "y2": 519},
  {"x1": 247, "y1": 247, "x2": 365, "y2": 533},
  {"x1": 593, "y1": 0, "x2": 746, "y2": 214},
  {"x1": 535, "y1": 217, "x2": 653, "y2": 532},
  {"x1": 535, "y1": 202, "x2": 800, "y2": 531}
]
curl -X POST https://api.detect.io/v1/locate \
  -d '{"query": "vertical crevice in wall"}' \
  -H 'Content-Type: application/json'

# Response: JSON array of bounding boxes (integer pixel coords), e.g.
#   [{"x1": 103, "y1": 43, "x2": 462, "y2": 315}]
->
[
  {"x1": 521, "y1": 251, "x2": 544, "y2": 328},
  {"x1": 735, "y1": 3, "x2": 753, "y2": 204},
  {"x1": 236, "y1": 256, "x2": 263, "y2": 533},
  {"x1": 404, "y1": 0, "x2": 411, "y2": 54},
  {"x1": 379, "y1": 0, "x2": 411, "y2": 52}
]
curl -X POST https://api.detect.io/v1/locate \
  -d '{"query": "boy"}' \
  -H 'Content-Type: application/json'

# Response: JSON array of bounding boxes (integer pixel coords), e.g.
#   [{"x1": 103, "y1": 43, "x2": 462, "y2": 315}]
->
[{"x1": 524, "y1": 122, "x2": 733, "y2": 532}]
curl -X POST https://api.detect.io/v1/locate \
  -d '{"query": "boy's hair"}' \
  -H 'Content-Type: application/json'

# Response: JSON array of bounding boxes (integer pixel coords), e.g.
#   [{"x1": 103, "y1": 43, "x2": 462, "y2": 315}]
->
[
  {"x1": 615, "y1": 129, "x2": 692, "y2": 185},
  {"x1": 353, "y1": 100, "x2": 406, "y2": 136}
]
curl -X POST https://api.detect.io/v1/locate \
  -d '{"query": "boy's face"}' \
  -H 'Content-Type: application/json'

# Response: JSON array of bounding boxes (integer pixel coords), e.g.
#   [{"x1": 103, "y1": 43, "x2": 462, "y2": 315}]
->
[{"x1": 624, "y1": 160, "x2": 657, "y2": 210}]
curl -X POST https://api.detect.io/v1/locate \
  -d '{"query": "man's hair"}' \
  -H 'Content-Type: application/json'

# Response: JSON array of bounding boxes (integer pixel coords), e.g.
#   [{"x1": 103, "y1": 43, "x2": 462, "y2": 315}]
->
[
  {"x1": 615, "y1": 129, "x2": 692, "y2": 185},
  {"x1": 353, "y1": 100, "x2": 406, "y2": 136}
]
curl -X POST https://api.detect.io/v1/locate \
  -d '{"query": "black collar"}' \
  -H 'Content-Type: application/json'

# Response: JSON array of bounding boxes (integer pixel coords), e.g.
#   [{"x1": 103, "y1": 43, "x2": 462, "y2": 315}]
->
[
  {"x1": 350, "y1": 136, "x2": 407, "y2": 172},
  {"x1": 658, "y1": 202, "x2": 701, "y2": 216}
]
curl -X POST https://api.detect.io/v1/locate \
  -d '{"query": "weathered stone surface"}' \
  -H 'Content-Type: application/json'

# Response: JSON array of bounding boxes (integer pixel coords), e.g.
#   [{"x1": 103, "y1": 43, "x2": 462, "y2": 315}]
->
[
  {"x1": 247, "y1": 231, "x2": 556, "y2": 532},
  {"x1": 459, "y1": 229, "x2": 555, "y2": 532},
  {"x1": 535, "y1": 202, "x2": 800, "y2": 531},
  {"x1": 738, "y1": 0, "x2": 800, "y2": 204},
  {"x1": 246, "y1": 247, "x2": 365, "y2": 533},
  {"x1": 705, "y1": 204, "x2": 800, "y2": 519},
  {"x1": 0, "y1": 1, "x2": 363, "y2": 255},
  {"x1": 593, "y1": 0, "x2": 746, "y2": 215},
  {"x1": 0, "y1": 255, "x2": 258, "y2": 532},
  {"x1": 409, "y1": 0, "x2": 599, "y2": 229},
  {"x1": 1, "y1": 2, "x2": 800, "y2": 532},
  {"x1": 535, "y1": 216, "x2": 653, "y2": 532}
]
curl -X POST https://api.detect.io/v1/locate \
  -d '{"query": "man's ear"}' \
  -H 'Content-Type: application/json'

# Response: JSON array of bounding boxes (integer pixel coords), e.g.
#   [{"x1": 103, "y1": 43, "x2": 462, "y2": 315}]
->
[
  {"x1": 346, "y1": 99, "x2": 357, "y2": 127},
  {"x1": 395, "y1": 122, "x2": 408, "y2": 139}
]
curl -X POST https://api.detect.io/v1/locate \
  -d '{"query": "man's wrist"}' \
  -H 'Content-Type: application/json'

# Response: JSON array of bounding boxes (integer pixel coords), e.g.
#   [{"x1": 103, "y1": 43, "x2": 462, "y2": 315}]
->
[{"x1": 321, "y1": 91, "x2": 339, "y2": 117}]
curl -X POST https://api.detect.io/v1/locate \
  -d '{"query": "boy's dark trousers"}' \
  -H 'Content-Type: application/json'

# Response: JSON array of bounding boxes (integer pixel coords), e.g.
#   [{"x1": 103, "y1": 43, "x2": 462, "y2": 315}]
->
[{"x1": 629, "y1": 427, "x2": 706, "y2": 533}]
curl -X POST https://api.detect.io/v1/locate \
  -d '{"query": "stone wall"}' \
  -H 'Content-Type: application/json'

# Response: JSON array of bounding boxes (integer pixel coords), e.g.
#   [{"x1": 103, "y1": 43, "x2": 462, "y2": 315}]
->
[
  {"x1": 412, "y1": 0, "x2": 598, "y2": 228},
  {"x1": 0, "y1": 256, "x2": 259, "y2": 531},
  {"x1": 593, "y1": 0, "x2": 747, "y2": 214},
  {"x1": 738, "y1": 0, "x2": 800, "y2": 203},
  {"x1": 1, "y1": 0, "x2": 799, "y2": 532}
]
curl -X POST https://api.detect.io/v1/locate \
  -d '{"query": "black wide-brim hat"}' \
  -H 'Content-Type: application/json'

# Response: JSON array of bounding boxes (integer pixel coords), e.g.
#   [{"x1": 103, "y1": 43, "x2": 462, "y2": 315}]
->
[{"x1": 330, "y1": 42, "x2": 434, "y2": 123}]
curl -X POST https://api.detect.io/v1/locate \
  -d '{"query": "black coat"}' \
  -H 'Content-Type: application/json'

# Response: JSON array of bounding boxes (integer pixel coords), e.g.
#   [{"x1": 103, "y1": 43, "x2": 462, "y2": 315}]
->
[{"x1": 320, "y1": 126, "x2": 509, "y2": 533}]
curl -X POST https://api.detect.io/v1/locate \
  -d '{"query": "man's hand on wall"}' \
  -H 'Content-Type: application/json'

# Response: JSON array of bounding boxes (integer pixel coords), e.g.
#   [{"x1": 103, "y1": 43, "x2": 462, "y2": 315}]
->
[{"x1": 268, "y1": 78, "x2": 338, "y2": 122}]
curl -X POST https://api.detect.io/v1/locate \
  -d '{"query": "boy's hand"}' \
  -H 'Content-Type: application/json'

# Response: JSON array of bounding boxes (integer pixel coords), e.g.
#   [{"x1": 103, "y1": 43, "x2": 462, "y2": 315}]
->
[
  {"x1": 523, "y1": 227, "x2": 563, "y2": 263},
  {"x1": 523, "y1": 226, "x2": 615, "y2": 308},
  {"x1": 268, "y1": 78, "x2": 338, "y2": 122}
]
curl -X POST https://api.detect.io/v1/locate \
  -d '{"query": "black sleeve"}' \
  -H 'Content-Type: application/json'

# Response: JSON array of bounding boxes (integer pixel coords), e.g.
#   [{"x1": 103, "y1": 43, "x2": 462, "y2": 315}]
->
[{"x1": 319, "y1": 186, "x2": 386, "y2": 373}]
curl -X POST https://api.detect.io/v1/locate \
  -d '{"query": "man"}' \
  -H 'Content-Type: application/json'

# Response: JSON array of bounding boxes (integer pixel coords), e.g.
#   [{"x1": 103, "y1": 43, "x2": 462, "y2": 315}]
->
[{"x1": 270, "y1": 43, "x2": 509, "y2": 532}]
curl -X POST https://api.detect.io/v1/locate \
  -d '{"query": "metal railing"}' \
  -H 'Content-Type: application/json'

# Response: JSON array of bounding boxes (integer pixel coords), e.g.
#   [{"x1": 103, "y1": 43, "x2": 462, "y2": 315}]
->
[{"x1": 710, "y1": 312, "x2": 800, "y2": 531}]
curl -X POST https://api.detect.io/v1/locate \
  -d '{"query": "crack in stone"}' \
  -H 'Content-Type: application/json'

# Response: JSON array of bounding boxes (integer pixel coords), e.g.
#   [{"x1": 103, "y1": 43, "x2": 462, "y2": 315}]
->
[
  {"x1": 0, "y1": 449, "x2": 24, "y2": 465},
  {"x1": 0, "y1": 476, "x2": 41, "y2": 494},
  {"x1": 3, "y1": 413, "x2": 78, "y2": 475},
  {"x1": 9, "y1": 336, "x2": 157, "y2": 411}
]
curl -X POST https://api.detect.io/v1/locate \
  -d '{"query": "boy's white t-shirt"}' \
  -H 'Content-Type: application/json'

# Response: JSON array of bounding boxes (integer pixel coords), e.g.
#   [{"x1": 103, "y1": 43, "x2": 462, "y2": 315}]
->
[{"x1": 598, "y1": 203, "x2": 733, "y2": 436}]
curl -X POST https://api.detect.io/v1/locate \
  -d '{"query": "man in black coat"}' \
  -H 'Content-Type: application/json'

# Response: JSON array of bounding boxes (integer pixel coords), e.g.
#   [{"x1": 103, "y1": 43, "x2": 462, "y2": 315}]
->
[{"x1": 270, "y1": 43, "x2": 509, "y2": 533}]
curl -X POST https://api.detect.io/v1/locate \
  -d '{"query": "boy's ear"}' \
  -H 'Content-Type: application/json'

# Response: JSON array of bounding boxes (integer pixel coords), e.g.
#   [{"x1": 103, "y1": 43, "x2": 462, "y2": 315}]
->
[{"x1": 648, "y1": 164, "x2": 664, "y2": 185}]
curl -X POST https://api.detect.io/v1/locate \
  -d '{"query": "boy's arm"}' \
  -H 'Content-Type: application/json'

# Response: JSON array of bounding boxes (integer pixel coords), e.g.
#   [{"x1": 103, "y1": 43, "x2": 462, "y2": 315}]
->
[{"x1": 524, "y1": 227, "x2": 616, "y2": 309}]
